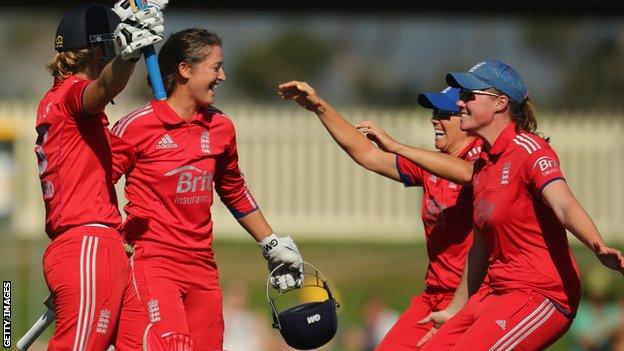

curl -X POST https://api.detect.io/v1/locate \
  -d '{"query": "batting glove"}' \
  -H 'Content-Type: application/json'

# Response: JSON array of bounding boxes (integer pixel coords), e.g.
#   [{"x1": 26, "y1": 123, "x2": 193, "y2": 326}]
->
[
  {"x1": 259, "y1": 234, "x2": 304, "y2": 291},
  {"x1": 112, "y1": 0, "x2": 169, "y2": 22},
  {"x1": 114, "y1": 7, "x2": 164, "y2": 61}
]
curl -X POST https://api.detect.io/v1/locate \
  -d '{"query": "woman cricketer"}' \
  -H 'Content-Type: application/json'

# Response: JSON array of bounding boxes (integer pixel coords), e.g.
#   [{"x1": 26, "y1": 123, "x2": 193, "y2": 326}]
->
[
  {"x1": 36, "y1": 3, "x2": 164, "y2": 349},
  {"x1": 357, "y1": 61, "x2": 624, "y2": 350},
  {"x1": 110, "y1": 28, "x2": 305, "y2": 350}
]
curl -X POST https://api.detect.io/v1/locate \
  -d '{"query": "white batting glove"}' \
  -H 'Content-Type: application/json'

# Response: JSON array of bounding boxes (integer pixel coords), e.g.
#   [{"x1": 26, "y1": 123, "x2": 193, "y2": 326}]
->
[
  {"x1": 112, "y1": 0, "x2": 169, "y2": 22},
  {"x1": 259, "y1": 234, "x2": 304, "y2": 291},
  {"x1": 114, "y1": 7, "x2": 164, "y2": 61}
]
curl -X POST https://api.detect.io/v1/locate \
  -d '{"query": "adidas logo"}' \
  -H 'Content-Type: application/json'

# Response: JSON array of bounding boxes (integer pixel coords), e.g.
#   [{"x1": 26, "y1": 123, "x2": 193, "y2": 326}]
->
[
  {"x1": 156, "y1": 134, "x2": 178, "y2": 149},
  {"x1": 495, "y1": 319, "x2": 506, "y2": 330}
]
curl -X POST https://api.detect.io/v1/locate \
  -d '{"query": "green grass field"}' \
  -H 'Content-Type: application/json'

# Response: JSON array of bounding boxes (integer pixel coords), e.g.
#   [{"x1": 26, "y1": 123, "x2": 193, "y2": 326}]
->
[{"x1": 2, "y1": 237, "x2": 623, "y2": 350}]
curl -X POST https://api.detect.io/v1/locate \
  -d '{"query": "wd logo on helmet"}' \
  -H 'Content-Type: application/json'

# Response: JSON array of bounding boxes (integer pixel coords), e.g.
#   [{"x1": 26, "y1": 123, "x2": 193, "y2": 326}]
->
[
  {"x1": 165, "y1": 166, "x2": 214, "y2": 205},
  {"x1": 306, "y1": 314, "x2": 321, "y2": 324}
]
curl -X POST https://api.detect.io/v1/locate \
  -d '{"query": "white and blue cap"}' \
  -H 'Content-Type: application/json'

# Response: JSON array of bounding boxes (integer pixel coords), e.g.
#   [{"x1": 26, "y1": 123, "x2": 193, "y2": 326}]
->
[
  {"x1": 417, "y1": 86, "x2": 460, "y2": 113},
  {"x1": 446, "y1": 61, "x2": 529, "y2": 103}
]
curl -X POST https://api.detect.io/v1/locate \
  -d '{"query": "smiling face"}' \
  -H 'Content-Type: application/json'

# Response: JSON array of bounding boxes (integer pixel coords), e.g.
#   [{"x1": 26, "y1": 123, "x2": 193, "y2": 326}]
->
[
  {"x1": 456, "y1": 89, "x2": 503, "y2": 134},
  {"x1": 430, "y1": 110, "x2": 467, "y2": 154},
  {"x1": 182, "y1": 45, "x2": 226, "y2": 107}
]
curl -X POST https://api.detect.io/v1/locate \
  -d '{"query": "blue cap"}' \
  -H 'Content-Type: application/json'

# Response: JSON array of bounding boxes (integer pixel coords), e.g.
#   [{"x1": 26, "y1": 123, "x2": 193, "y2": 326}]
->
[
  {"x1": 417, "y1": 86, "x2": 459, "y2": 113},
  {"x1": 446, "y1": 61, "x2": 529, "y2": 103}
]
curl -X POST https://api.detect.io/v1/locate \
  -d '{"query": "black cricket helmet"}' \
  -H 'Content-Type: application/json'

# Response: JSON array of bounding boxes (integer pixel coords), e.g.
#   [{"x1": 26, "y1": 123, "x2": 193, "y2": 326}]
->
[
  {"x1": 54, "y1": 3, "x2": 120, "y2": 58},
  {"x1": 266, "y1": 262, "x2": 340, "y2": 350}
]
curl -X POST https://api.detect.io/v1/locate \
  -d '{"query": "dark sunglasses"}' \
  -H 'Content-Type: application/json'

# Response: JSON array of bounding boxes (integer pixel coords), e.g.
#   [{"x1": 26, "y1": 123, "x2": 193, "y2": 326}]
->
[
  {"x1": 432, "y1": 110, "x2": 456, "y2": 120},
  {"x1": 459, "y1": 88, "x2": 503, "y2": 101}
]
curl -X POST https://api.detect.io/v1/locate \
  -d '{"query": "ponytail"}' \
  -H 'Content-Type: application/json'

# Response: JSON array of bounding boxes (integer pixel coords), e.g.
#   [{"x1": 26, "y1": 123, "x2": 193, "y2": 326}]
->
[
  {"x1": 46, "y1": 48, "x2": 92, "y2": 80},
  {"x1": 509, "y1": 98, "x2": 550, "y2": 142}
]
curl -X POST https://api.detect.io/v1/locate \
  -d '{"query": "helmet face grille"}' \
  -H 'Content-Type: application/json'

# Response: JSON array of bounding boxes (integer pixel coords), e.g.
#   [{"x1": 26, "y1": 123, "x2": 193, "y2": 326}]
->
[
  {"x1": 277, "y1": 300, "x2": 338, "y2": 350},
  {"x1": 55, "y1": 4, "x2": 120, "y2": 52}
]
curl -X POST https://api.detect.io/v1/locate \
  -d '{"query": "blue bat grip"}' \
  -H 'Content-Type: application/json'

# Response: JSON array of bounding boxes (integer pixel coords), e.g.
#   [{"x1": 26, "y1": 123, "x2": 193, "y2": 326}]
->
[
  {"x1": 143, "y1": 46, "x2": 167, "y2": 100},
  {"x1": 135, "y1": 0, "x2": 167, "y2": 100}
]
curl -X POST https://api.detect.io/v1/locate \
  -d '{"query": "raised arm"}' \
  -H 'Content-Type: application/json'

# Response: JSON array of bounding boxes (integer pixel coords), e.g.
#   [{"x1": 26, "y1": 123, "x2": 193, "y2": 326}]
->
[
  {"x1": 83, "y1": 7, "x2": 165, "y2": 114},
  {"x1": 82, "y1": 58, "x2": 137, "y2": 115},
  {"x1": 278, "y1": 81, "x2": 400, "y2": 181},
  {"x1": 541, "y1": 180, "x2": 624, "y2": 275},
  {"x1": 356, "y1": 121, "x2": 474, "y2": 185}
]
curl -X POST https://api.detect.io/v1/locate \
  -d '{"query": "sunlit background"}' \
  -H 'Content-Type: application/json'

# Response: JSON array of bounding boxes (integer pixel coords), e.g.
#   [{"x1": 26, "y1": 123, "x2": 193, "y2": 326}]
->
[{"x1": 1, "y1": 3, "x2": 623, "y2": 350}]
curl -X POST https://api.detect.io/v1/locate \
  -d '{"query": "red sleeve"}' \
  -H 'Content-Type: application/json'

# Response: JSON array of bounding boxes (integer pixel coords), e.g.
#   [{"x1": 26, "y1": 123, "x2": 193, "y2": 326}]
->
[
  {"x1": 396, "y1": 155, "x2": 424, "y2": 187},
  {"x1": 214, "y1": 131, "x2": 259, "y2": 219},
  {"x1": 108, "y1": 130, "x2": 139, "y2": 184},
  {"x1": 523, "y1": 146, "x2": 565, "y2": 193},
  {"x1": 61, "y1": 79, "x2": 91, "y2": 117}
]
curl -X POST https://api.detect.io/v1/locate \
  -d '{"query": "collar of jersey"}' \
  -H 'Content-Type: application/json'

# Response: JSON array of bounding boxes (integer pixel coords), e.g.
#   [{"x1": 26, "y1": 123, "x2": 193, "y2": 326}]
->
[
  {"x1": 152, "y1": 100, "x2": 213, "y2": 127},
  {"x1": 458, "y1": 137, "x2": 482, "y2": 159},
  {"x1": 486, "y1": 122, "x2": 517, "y2": 156}
]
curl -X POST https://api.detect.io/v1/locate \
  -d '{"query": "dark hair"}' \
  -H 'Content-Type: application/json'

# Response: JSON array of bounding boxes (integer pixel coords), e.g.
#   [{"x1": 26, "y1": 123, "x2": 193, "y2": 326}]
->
[{"x1": 158, "y1": 28, "x2": 222, "y2": 96}]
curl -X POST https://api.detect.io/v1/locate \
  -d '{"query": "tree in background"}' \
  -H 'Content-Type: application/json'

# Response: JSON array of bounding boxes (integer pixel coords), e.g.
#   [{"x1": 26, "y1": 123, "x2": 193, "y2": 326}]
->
[
  {"x1": 231, "y1": 30, "x2": 330, "y2": 101},
  {"x1": 521, "y1": 20, "x2": 624, "y2": 112}
]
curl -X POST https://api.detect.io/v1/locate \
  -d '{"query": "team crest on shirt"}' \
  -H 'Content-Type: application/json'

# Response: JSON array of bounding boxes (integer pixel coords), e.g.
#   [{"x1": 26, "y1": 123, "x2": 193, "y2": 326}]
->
[
  {"x1": 96, "y1": 309, "x2": 111, "y2": 334},
  {"x1": 200, "y1": 130, "x2": 211, "y2": 154},
  {"x1": 500, "y1": 161, "x2": 511, "y2": 185},
  {"x1": 429, "y1": 175, "x2": 438, "y2": 183},
  {"x1": 147, "y1": 299, "x2": 161, "y2": 323}
]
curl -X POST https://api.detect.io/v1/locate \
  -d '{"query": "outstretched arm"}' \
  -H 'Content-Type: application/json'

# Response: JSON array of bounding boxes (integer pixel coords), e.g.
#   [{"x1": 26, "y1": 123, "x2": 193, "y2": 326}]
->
[
  {"x1": 278, "y1": 81, "x2": 400, "y2": 181},
  {"x1": 356, "y1": 121, "x2": 474, "y2": 185},
  {"x1": 542, "y1": 180, "x2": 624, "y2": 275}
]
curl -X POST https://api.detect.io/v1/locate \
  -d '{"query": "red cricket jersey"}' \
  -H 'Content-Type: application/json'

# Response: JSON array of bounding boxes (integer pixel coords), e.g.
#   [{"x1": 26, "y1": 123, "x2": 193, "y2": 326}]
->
[
  {"x1": 35, "y1": 76, "x2": 122, "y2": 238},
  {"x1": 111, "y1": 100, "x2": 259, "y2": 262},
  {"x1": 472, "y1": 123, "x2": 581, "y2": 314},
  {"x1": 396, "y1": 138, "x2": 483, "y2": 292}
]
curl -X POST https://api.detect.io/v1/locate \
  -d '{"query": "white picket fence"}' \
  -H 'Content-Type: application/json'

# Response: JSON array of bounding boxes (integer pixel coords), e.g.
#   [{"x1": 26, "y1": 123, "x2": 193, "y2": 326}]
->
[{"x1": 2, "y1": 101, "x2": 623, "y2": 241}]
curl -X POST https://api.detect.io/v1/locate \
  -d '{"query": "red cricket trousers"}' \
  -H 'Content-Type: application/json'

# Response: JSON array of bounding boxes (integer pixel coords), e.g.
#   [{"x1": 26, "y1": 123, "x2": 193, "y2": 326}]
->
[
  {"x1": 131, "y1": 243, "x2": 224, "y2": 351},
  {"x1": 43, "y1": 225, "x2": 148, "y2": 351},
  {"x1": 421, "y1": 290, "x2": 572, "y2": 351},
  {"x1": 376, "y1": 287, "x2": 491, "y2": 350}
]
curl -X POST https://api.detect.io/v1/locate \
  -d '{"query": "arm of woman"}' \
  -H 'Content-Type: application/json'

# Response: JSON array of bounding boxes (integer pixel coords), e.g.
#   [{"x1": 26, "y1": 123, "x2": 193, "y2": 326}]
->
[
  {"x1": 237, "y1": 210, "x2": 273, "y2": 241},
  {"x1": 541, "y1": 180, "x2": 624, "y2": 274},
  {"x1": 82, "y1": 57, "x2": 137, "y2": 115},
  {"x1": 278, "y1": 81, "x2": 400, "y2": 181},
  {"x1": 83, "y1": 7, "x2": 165, "y2": 114},
  {"x1": 355, "y1": 120, "x2": 474, "y2": 185}
]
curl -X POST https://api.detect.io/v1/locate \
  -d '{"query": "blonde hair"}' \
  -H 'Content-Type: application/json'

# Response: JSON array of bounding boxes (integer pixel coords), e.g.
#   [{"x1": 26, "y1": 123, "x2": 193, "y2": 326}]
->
[
  {"x1": 46, "y1": 48, "x2": 92, "y2": 80},
  {"x1": 489, "y1": 88, "x2": 549, "y2": 142}
]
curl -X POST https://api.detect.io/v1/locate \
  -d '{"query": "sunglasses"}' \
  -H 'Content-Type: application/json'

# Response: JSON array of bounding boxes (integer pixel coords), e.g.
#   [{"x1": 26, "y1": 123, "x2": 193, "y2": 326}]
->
[
  {"x1": 459, "y1": 88, "x2": 503, "y2": 101},
  {"x1": 432, "y1": 110, "x2": 456, "y2": 120}
]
